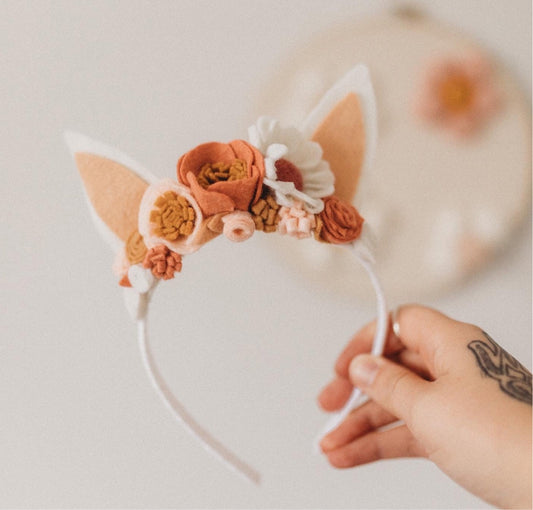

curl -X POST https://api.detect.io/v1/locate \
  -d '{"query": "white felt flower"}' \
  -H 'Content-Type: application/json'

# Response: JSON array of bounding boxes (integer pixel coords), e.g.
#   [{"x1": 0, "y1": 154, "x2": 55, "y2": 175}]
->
[{"x1": 248, "y1": 117, "x2": 334, "y2": 213}]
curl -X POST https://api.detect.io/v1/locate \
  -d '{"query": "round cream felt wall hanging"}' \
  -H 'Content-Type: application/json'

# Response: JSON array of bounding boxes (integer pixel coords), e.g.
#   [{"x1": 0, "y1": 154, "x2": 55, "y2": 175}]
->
[{"x1": 253, "y1": 9, "x2": 531, "y2": 301}]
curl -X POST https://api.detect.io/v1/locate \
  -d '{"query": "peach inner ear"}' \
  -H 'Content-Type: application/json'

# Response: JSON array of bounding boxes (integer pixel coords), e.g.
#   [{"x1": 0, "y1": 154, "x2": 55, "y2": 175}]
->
[
  {"x1": 75, "y1": 153, "x2": 149, "y2": 241},
  {"x1": 311, "y1": 92, "x2": 365, "y2": 203}
]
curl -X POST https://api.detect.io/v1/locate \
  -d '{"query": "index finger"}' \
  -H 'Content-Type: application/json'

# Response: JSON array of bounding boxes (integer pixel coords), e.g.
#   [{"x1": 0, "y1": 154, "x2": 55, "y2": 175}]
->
[
  {"x1": 337, "y1": 304, "x2": 479, "y2": 379},
  {"x1": 335, "y1": 315, "x2": 403, "y2": 378}
]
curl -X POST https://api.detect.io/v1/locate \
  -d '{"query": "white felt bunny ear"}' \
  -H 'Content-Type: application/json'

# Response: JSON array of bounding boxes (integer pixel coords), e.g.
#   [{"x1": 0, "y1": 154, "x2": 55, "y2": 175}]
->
[
  {"x1": 65, "y1": 131, "x2": 158, "y2": 250},
  {"x1": 302, "y1": 64, "x2": 377, "y2": 204},
  {"x1": 65, "y1": 132, "x2": 160, "y2": 319}
]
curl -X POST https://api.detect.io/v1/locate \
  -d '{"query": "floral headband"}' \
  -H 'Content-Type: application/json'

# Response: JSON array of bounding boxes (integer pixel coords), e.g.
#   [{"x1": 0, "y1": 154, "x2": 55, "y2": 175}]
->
[{"x1": 67, "y1": 65, "x2": 387, "y2": 483}]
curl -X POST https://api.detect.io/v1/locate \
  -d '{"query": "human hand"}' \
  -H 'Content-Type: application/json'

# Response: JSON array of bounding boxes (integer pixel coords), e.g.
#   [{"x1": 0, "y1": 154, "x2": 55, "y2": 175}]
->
[{"x1": 318, "y1": 305, "x2": 532, "y2": 509}]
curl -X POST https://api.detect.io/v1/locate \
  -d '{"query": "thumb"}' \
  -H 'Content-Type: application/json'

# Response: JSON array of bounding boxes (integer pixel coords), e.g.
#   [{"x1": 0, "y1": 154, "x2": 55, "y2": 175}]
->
[{"x1": 349, "y1": 354, "x2": 430, "y2": 424}]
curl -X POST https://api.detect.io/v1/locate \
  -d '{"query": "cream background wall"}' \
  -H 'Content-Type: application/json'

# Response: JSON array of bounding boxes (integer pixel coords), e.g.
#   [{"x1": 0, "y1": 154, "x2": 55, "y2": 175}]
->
[{"x1": 0, "y1": 1, "x2": 530, "y2": 508}]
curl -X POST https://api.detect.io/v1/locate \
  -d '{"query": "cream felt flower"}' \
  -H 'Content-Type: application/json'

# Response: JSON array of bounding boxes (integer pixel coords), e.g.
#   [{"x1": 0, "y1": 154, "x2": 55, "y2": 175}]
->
[
  {"x1": 138, "y1": 179, "x2": 209, "y2": 255},
  {"x1": 248, "y1": 117, "x2": 335, "y2": 213}
]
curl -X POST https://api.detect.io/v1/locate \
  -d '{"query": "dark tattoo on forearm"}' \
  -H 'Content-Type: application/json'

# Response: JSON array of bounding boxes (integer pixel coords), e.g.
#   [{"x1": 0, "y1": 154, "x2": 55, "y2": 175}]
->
[{"x1": 467, "y1": 332, "x2": 532, "y2": 405}]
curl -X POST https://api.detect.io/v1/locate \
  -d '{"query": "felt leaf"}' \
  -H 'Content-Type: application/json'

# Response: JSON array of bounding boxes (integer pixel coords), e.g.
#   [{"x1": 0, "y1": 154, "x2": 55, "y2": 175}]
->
[
  {"x1": 301, "y1": 65, "x2": 377, "y2": 203},
  {"x1": 65, "y1": 132, "x2": 158, "y2": 252}
]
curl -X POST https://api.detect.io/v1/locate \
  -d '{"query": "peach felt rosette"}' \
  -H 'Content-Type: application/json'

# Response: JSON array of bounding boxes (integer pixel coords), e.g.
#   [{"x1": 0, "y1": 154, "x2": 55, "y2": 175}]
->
[
  {"x1": 138, "y1": 178, "x2": 219, "y2": 255},
  {"x1": 222, "y1": 211, "x2": 256, "y2": 242},
  {"x1": 177, "y1": 141, "x2": 265, "y2": 216},
  {"x1": 278, "y1": 201, "x2": 316, "y2": 239}
]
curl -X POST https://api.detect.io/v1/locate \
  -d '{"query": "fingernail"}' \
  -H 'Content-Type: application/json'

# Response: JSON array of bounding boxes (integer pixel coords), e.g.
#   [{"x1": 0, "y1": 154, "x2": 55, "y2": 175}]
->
[{"x1": 349, "y1": 356, "x2": 379, "y2": 387}]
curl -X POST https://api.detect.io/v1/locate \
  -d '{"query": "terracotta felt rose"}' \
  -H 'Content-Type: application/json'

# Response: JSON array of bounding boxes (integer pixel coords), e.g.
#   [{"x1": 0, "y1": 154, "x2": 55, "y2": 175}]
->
[
  {"x1": 318, "y1": 196, "x2": 364, "y2": 244},
  {"x1": 177, "y1": 140, "x2": 265, "y2": 216}
]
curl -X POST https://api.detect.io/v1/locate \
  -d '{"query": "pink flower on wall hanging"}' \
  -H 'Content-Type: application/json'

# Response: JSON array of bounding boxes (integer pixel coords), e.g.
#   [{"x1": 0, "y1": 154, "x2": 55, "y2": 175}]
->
[{"x1": 416, "y1": 53, "x2": 500, "y2": 137}]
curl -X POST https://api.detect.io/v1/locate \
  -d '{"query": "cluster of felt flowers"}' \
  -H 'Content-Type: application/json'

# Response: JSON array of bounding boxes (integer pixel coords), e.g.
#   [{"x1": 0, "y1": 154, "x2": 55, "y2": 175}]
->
[{"x1": 115, "y1": 117, "x2": 364, "y2": 286}]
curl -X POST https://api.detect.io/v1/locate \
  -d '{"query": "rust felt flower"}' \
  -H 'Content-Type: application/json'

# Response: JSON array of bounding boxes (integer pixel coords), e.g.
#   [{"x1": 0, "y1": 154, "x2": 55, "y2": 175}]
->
[
  {"x1": 143, "y1": 244, "x2": 182, "y2": 280},
  {"x1": 177, "y1": 140, "x2": 265, "y2": 216},
  {"x1": 318, "y1": 196, "x2": 364, "y2": 244}
]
